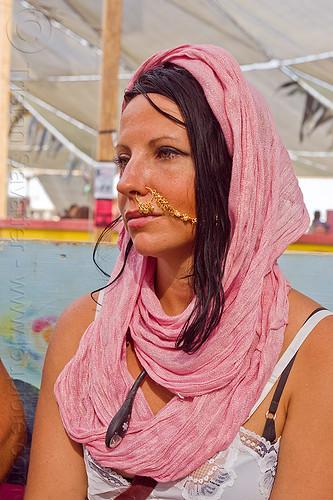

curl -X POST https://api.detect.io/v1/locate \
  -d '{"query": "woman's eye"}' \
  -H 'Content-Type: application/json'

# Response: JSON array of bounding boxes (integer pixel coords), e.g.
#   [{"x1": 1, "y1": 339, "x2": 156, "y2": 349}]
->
[
  {"x1": 114, "y1": 155, "x2": 129, "y2": 172},
  {"x1": 157, "y1": 147, "x2": 179, "y2": 160}
]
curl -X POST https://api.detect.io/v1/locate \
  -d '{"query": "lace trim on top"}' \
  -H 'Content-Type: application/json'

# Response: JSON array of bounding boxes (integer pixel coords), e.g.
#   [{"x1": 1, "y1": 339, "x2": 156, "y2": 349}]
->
[
  {"x1": 240, "y1": 428, "x2": 279, "y2": 499},
  {"x1": 83, "y1": 446, "x2": 130, "y2": 491},
  {"x1": 85, "y1": 427, "x2": 280, "y2": 500},
  {"x1": 182, "y1": 427, "x2": 279, "y2": 500}
]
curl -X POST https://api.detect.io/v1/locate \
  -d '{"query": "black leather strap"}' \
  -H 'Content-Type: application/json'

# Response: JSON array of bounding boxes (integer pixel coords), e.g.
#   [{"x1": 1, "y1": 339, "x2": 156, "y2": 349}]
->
[
  {"x1": 262, "y1": 353, "x2": 297, "y2": 443},
  {"x1": 262, "y1": 307, "x2": 327, "y2": 443}
]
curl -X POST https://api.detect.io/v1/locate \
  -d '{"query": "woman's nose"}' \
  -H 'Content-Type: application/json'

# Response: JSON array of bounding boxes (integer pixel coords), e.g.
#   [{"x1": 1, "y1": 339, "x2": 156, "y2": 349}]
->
[{"x1": 117, "y1": 156, "x2": 147, "y2": 196}]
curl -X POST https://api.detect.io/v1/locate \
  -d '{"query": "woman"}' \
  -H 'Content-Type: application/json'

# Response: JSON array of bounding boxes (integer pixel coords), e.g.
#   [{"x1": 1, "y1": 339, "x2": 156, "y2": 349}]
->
[{"x1": 25, "y1": 45, "x2": 333, "y2": 499}]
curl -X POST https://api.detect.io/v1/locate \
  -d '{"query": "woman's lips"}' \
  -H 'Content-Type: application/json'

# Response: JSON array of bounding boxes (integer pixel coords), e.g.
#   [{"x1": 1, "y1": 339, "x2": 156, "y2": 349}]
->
[{"x1": 125, "y1": 211, "x2": 160, "y2": 228}]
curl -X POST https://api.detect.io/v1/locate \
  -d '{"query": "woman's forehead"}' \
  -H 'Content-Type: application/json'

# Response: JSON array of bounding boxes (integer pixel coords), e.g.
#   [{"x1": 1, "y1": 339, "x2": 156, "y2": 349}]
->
[{"x1": 122, "y1": 93, "x2": 182, "y2": 119}]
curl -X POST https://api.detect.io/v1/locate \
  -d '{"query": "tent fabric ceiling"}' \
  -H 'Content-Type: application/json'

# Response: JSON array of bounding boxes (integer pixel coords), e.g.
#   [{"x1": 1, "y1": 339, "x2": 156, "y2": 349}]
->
[{"x1": 8, "y1": 0, "x2": 333, "y2": 212}]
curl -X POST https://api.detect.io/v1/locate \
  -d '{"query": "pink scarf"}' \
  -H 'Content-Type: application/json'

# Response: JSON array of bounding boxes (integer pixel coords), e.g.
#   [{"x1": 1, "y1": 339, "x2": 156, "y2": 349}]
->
[{"x1": 54, "y1": 45, "x2": 309, "y2": 482}]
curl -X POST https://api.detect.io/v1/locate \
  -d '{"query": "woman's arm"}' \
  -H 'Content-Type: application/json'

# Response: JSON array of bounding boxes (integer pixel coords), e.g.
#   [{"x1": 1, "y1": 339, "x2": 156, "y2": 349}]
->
[
  {"x1": 270, "y1": 314, "x2": 333, "y2": 499},
  {"x1": 0, "y1": 359, "x2": 26, "y2": 483},
  {"x1": 24, "y1": 293, "x2": 98, "y2": 499}
]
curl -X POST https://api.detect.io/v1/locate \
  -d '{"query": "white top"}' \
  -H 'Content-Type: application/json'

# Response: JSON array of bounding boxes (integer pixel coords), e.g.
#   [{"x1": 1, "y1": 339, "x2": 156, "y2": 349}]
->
[{"x1": 84, "y1": 305, "x2": 332, "y2": 499}]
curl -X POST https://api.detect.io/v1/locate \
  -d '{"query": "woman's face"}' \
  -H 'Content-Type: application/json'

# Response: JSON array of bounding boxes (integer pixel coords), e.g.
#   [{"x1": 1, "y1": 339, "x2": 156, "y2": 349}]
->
[{"x1": 116, "y1": 93, "x2": 196, "y2": 266}]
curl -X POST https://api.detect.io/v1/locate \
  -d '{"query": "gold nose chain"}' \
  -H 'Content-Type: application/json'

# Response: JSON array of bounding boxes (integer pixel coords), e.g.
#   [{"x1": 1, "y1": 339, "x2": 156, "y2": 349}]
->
[{"x1": 135, "y1": 187, "x2": 197, "y2": 224}]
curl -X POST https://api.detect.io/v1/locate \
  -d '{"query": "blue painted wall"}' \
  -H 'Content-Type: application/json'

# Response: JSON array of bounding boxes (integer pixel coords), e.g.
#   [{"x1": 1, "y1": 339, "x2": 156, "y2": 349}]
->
[{"x1": 0, "y1": 239, "x2": 115, "y2": 388}]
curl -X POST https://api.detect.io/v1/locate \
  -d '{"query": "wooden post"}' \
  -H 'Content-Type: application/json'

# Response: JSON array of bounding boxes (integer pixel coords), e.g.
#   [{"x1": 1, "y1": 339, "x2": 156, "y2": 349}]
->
[
  {"x1": 94, "y1": 0, "x2": 122, "y2": 236},
  {"x1": 0, "y1": 0, "x2": 13, "y2": 218},
  {"x1": 97, "y1": 0, "x2": 122, "y2": 161}
]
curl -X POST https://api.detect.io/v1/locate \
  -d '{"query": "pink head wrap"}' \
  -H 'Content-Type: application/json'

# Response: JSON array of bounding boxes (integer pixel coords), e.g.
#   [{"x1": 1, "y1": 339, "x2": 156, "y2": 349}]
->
[{"x1": 54, "y1": 45, "x2": 309, "y2": 482}]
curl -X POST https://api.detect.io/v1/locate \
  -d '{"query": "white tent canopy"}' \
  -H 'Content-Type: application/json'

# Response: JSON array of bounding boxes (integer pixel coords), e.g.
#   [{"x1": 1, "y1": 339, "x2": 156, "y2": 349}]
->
[{"x1": 8, "y1": 0, "x2": 333, "y2": 213}]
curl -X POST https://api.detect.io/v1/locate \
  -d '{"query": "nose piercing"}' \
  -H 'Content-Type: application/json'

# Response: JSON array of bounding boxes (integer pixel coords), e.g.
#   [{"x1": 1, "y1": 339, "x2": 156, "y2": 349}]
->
[
  {"x1": 135, "y1": 191, "x2": 155, "y2": 214},
  {"x1": 145, "y1": 187, "x2": 197, "y2": 224}
]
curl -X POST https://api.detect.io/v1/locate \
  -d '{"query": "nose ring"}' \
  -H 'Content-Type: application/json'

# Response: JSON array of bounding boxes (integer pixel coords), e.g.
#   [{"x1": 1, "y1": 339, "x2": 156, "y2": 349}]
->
[
  {"x1": 135, "y1": 187, "x2": 197, "y2": 224},
  {"x1": 135, "y1": 191, "x2": 155, "y2": 214}
]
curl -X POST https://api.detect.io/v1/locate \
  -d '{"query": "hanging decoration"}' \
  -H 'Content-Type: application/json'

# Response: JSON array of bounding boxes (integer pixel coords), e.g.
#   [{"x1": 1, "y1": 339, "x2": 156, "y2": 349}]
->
[{"x1": 280, "y1": 81, "x2": 333, "y2": 143}]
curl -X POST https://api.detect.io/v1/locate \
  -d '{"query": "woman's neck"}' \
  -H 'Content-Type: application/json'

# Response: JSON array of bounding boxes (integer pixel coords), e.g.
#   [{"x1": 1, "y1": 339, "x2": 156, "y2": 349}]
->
[{"x1": 154, "y1": 257, "x2": 195, "y2": 316}]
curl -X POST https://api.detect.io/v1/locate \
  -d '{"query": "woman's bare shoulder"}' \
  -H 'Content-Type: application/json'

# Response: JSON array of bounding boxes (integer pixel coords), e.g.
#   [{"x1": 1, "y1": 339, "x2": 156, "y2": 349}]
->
[
  {"x1": 47, "y1": 292, "x2": 99, "y2": 370},
  {"x1": 284, "y1": 288, "x2": 330, "y2": 342},
  {"x1": 287, "y1": 288, "x2": 323, "y2": 325},
  {"x1": 291, "y1": 288, "x2": 333, "y2": 386},
  {"x1": 55, "y1": 292, "x2": 99, "y2": 335},
  {"x1": 287, "y1": 288, "x2": 333, "y2": 384},
  {"x1": 271, "y1": 289, "x2": 333, "y2": 498}
]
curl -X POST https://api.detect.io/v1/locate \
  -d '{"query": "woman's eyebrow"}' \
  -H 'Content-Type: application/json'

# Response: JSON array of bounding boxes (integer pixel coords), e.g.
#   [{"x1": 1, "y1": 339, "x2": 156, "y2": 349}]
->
[
  {"x1": 116, "y1": 135, "x2": 181, "y2": 151},
  {"x1": 115, "y1": 143, "x2": 131, "y2": 153},
  {"x1": 147, "y1": 135, "x2": 180, "y2": 146}
]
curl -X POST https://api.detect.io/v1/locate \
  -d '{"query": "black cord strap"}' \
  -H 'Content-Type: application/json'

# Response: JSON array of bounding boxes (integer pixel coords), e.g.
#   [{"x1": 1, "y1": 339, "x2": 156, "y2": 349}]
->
[{"x1": 105, "y1": 369, "x2": 147, "y2": 448}]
